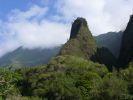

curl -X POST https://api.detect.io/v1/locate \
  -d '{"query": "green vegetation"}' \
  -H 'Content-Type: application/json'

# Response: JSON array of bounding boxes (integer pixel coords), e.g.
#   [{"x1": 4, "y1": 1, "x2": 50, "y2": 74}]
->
[
  {"x1": 59, "y1": 18, "x2": 118, "y2": 70},
  {"x1": 0, "y1": 16, "x2": 133, "y2": 100},
  {"x1": 16, "y1": 56, "x2": 107, "y2": 100},
  {"x1": 59, "y1": 18, "x2": 97, "y2": 59},
  {"x1": 0, "y1": 55, "x2": 132, "y2": 100},
  {"x1": 0, "y1": 67, "x2": 20, "y2": 99}
]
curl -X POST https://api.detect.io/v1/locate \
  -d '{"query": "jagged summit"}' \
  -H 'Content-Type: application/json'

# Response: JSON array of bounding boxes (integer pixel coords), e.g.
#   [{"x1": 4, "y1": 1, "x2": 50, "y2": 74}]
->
[
  {"x1": 123, "y1": 15, "x2": 133, "y2": 35},
  {"x1": 70, "y1": 17, "x2": 88, "y2": 38},
  {"x1": 59, "y1": 17, "x2": 97, "y2": 59},
  {"x1": 119, "y1": 14, "x2": 133, "y2": 67},
  {"x1": 59, "y1": 17, "x2": 117, "y2": 69}
]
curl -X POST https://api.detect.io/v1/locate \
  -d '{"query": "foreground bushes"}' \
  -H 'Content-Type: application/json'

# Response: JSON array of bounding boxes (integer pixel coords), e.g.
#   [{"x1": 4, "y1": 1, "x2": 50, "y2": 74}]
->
[
  {"x1": 0, "y1": 55, "x2": 133, "y2": 100},
  {"x1": 0, "y1": 67, "x2": 21, "y2": 99}
]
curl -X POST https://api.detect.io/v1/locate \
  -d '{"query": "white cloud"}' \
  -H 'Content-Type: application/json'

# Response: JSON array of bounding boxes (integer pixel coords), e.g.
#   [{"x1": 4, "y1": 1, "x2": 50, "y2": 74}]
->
[
  {"x1": 0, "y1": 40, "x2": 19, "y2": 57},
  {"x1": 9, "y1": 20, "x2": 69, "y2": 49},
  {"x1": 0, "y1": 0, "x2": 133, "y2": 57},
  {"x1": 56, "y1": 0, "x2": 133, "y2": 35},
  {"x1": 104, "y1": 0, "x2": 133, "y2": 30},
  {"x1": 8, "y1": 5, "x2": 48, "y2": 22},
  {"x1": 0, "y1": 5, "x2": 70, "y2": 57}
]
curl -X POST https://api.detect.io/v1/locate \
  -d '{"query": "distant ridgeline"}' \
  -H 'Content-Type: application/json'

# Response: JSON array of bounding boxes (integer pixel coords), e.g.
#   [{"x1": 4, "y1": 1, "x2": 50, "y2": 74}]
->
[
  {"x1": 0, "y1": 46, "x2": 61, "y2": 68},
  {"x1": 94, "y1": 15, "x2": 133, "y2": 68},
  {"x1": 94, "y1": 31, "x2": 123, "y2": 58}
]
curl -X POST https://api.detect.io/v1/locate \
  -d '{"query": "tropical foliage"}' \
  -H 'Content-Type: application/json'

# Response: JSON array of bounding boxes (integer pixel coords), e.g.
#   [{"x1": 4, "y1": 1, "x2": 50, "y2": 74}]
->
[{"x1": 1, "y1": 55, "x2": 130, "y2": 100}]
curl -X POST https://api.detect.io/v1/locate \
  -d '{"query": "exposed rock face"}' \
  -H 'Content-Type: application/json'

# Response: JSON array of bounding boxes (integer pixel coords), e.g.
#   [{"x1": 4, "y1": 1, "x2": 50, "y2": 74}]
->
[
  {"x1": 119, "y1": 15, "x2": 133, "y2": 67},
  {"x1": 70, "y1": 18, "x2": 88, "y2": 38},
  {"x1": 59, "y1": 17, "x2": 97, "y2": 59}
]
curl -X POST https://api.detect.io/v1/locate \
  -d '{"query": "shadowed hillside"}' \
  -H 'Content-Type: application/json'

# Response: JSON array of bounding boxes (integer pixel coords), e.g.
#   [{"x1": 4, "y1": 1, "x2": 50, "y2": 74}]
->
[{"x1": 91, "y1": 47, "x2": 117, "y2": 70}]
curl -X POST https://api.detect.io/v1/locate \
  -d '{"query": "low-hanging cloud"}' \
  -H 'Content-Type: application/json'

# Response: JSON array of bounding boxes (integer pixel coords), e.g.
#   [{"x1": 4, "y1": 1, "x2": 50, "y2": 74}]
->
[
  {"x1": 56, "y1": 0, "x2": 133, "y2": 35},
  {"x1": 0, "y1": 0, "x2": 133, "y2": 57},
  {"x1": 0, "y1": 5, "x2": 70, "y2": 57}
]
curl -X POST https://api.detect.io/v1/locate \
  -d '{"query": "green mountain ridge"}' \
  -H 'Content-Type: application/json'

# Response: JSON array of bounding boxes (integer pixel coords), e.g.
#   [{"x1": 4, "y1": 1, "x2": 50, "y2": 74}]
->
[
  {"x1": 0, "y1": 18, "x2": 119, "y2": 69},
  {"x1": 0, "y1": 30, "x2": 123, "y2": 68},
  {"x1": 59, "y1": 18, "x2": 97, "y2": 59}
]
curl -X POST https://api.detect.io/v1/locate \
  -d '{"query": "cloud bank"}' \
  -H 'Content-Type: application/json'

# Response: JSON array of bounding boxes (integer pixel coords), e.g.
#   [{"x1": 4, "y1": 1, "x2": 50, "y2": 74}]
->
[
  {"x1": 0, "y1": 5, "x2": 70, "y2": 57},
  {"x1": 56, "y1": 0, "x2": 133, "y2": 34},
  {"x1": 0, "y1": 0, "x2": 133, "y2": 57}
]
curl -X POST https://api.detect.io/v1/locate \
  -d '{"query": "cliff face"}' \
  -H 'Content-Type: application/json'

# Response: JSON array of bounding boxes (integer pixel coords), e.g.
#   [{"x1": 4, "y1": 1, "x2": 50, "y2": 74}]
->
[
  {"x1": 119, "y1": 15, "x2": 133, "y2": 67},
  {"x1": 59, "y1": 18, "x2": 97, "y2": 59}
]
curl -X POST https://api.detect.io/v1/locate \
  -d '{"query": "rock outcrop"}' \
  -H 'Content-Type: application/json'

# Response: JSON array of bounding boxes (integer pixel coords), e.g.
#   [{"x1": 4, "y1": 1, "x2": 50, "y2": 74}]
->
[
  {"x1": 59, "y1": 18, "x2": 97, "y2": 59},
  {"x1": 119, "y1": 15, "x2": 133, "y2": 67}
]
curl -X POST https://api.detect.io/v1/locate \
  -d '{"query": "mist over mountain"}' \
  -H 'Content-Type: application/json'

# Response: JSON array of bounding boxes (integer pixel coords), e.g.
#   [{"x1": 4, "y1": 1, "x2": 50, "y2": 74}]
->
[
  {"x1": 1, "y1": 0, "x2": 133, "y2": 99},
  {"x1": 12, "y1": 16, "x2": 133, "y2": 99},
  {"x1": 0, "y1": 46, "x2": 61, "y2": 68},
  {"x1": 0, "y1": 19, "x2": 123, "y2": 69},
  {"x1": 1, "y1": 15, "x2": 133, "y2": 100}
]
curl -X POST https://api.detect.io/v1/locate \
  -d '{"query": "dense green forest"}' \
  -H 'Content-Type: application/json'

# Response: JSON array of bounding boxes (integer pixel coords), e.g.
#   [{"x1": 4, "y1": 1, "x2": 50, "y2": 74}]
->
[
  {"x1": 0, "y1": 56, "x2": 133, "y2": 100},
  {"x1": 0, "y1": 16, "x2": 133, "y2": 100}
]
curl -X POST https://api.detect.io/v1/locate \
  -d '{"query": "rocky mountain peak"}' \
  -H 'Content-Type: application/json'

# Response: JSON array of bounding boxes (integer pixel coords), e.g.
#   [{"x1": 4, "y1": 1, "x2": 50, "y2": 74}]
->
[
  {"x1": 119, "y1": 14, "x2": 133, "y2": 67},
  {"x1": 59, "y1": 17, "x2": 97, "y2": 59},
  {"x1": 70, "y1": 17, "x2": 89, "y2": 39}
]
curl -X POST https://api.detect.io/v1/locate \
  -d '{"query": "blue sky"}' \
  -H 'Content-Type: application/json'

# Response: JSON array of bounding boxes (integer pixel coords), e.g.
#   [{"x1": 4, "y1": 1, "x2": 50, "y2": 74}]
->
[
  {"x1": 0, "y1": 0, "x2": 133, "y2": 57},
  {"x1": 0, "y1": 0, "x2": 35, "y2": 19},
  {"x1": 0, "y1": 0, "x2": 56, "y2": 20}
]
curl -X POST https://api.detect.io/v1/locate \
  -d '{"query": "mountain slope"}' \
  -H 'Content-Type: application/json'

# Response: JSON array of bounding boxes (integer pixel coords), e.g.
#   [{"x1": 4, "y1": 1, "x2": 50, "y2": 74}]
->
[
  {"x1": 0, "y1": 18, "x2": 122, "y2": 69},
  {"x1": 59, "y1": 18, "x2": 97, "y2": 59},
  {"x1": 0, "y1": 46, "x2": 61, "y2": 68},
  {"x1": 91, "y1": 47, "x2": 117, "y2": 70},
  {"x1": 119, "y1": 15, "x2": 133, "y2": 67},
  {"x1": 59, "y1": 17, "x2": 117, "y2": 69},
  {"x1": 95, "y1": 31, "x2": 123, "y2": 58}
]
